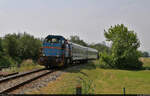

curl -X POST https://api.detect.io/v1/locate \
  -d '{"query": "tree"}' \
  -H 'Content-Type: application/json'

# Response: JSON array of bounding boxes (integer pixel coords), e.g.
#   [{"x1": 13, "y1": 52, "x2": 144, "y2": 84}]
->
[
  {"x1": 2, "y1": 33, "x2": 42, "y2": 67},
  {"x1": 142, "y1": 51, "x2": 149, "y2": 57},
  {"x1": 69, "y1": 35, "x2": 88, "y2": 46},
  {"x1": 19, "y1": 32, "x2": 42, "y2": 60},
  {"x1": 100, "y1": 24, "x2": 143, "y2": 69},
  {"x1": 89, "y1": 43, "x2": 110, "y2": 53},
  {"x1": 0, "y1": 38, "x2": 3, "y2": 58},
  {"x1": 3, "y1": 33, "x2": 21, "y2": 61},
  {"x1": 0, "y1": 38, "x2": 14, "y2": 67},
  {"x1": 0, "y1": 38, "x2": 3, "y2": 52}
]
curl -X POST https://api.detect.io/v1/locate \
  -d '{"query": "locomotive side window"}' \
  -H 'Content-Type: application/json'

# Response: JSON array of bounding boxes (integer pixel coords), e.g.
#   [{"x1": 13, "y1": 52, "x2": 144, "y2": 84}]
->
[{"x1": 48, "y1": 38, "x2": 52, "y2": 43}]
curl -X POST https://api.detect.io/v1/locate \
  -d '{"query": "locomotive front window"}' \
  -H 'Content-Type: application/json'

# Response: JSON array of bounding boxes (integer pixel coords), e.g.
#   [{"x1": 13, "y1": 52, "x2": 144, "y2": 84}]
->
[
  {"x1": 44, "y1": 38, "x2": 61, "y2": 43},
  {"x1": 52, "y1": 38, "x2": 58, "y2": 43}
]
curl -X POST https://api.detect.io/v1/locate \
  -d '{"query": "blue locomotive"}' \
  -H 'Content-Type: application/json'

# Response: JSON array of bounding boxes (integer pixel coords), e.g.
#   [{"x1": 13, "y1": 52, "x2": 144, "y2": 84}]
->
[{"x1": 38, "y1": 35, "x2": 99, "y2": 68}]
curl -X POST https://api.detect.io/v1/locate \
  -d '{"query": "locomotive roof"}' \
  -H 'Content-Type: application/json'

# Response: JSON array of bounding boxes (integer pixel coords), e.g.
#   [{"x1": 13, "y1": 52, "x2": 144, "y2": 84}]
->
[{"x1": 46, "y1": 35, "x2": 65, "y2": 40}]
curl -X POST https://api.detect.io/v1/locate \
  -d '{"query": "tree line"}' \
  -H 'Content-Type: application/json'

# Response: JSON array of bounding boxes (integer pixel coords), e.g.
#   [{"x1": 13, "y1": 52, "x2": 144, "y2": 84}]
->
[{"x1": 0, "y1": 25, "x2": 149, "y2": 69}]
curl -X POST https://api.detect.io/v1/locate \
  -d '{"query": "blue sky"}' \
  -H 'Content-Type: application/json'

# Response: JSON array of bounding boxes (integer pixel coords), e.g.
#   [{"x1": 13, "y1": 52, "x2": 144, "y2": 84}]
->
[{"x1": 0, "y1": 0, "x2": 150, "y2": 51}]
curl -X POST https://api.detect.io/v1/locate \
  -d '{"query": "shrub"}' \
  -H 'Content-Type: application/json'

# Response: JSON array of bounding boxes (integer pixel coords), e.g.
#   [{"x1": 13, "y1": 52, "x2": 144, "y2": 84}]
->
[
  {"x1": 99, "y1": 52, "x2": 113, "y2": 68},
  {"x1": 0, "y1": 56, "x2": 15, "y2": 67}
]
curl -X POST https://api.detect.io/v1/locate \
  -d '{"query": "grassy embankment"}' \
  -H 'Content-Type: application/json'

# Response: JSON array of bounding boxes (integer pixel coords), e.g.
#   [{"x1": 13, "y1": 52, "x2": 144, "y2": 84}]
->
[
  {"x1": 1, "y1": 59, "x2": 44, "y2": 73},
  {"x1": 27, "y1": 57, "x2": 150, "y2": 94}
]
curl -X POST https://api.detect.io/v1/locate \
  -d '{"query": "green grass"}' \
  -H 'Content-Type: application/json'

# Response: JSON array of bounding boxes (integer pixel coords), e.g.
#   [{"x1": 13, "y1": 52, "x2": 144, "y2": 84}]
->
[{"x1": 27, "y1": 58, "x2": 150, "y2": 94}]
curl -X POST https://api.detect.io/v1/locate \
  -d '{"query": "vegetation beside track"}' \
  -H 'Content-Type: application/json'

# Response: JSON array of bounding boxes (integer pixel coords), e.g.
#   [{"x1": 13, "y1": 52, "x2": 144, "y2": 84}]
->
[
  {"x1": 140, "y1": 57, "x2": 150, "y2": 68},
  {"x1": 1, "y1": 59, "x2": 43, "y2": 74},
  {"x1": 27, "y1": 58, "x2": 150, "y2": 94}
]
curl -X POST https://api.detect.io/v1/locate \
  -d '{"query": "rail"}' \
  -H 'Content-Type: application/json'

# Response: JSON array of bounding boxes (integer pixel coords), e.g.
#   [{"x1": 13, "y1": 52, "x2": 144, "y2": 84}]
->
[{"x1": 0, "y1": 70, "x2": 54, "y2": 94}]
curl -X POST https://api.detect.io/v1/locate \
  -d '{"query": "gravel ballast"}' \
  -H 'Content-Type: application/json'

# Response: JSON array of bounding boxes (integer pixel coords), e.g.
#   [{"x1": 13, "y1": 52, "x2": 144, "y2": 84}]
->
[
  {"x1": 11, "y1": 71, "x2": 64, "y2": 94},
  {"x1": 0, "y1": 70, "x2": 49, "y2": 93}
]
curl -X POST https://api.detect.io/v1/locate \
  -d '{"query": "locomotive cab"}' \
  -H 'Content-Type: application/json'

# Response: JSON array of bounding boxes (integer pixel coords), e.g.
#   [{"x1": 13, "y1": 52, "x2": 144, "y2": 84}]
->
[{"x1": 38, "y1": 35, "x2": 69, "y2": 68}]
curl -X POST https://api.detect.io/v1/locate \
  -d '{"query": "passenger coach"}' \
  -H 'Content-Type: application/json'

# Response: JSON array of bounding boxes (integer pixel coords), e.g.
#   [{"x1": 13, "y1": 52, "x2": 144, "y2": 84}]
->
[{"x1": 38, "y1": 35, "x2": 99, "y2": 68}]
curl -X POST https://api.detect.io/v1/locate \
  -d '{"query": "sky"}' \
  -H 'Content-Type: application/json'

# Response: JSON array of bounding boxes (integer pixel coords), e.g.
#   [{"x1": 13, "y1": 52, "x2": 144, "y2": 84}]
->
[{"x1": 0, "y1": 0, "x2": 150, "y2": 52}]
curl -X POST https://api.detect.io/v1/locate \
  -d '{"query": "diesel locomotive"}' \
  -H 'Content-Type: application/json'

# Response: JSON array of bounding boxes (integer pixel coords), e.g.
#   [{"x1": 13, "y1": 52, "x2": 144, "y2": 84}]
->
[{"x1": 38, "y1": 35, "x2": 99, "y2": 68}]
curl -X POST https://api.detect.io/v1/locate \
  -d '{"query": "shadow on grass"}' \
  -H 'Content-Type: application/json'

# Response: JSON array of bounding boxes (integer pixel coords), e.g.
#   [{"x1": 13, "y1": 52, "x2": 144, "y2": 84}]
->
[
  {"x1": 98, "y1": 65, "x2": 150, "y2": 71},
  {"x1": 60, "y1": 60, "x2": 150, "y2": 73},
  {"x1": 142, "y1": 66, "x2": 150, "y2": 70}
]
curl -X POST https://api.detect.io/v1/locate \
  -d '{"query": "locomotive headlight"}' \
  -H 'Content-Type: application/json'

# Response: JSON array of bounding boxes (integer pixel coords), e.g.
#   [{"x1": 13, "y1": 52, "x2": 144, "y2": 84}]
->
[{"x1": 43, "y1": 54, "x2": 46, "y2": 56}]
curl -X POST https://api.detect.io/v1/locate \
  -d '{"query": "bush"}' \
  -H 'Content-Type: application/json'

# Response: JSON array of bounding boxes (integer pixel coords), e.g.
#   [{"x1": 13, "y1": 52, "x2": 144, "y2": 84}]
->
[
  {"x1": 0, "y1": 56, "x2": 15, "y2": 67},
  {"x1": 99, "y1": 52, "x2": 113, "y2": 68}
]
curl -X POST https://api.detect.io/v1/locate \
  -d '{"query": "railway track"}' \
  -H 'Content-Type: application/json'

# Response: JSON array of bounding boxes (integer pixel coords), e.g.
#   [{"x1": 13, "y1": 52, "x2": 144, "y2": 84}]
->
[
  {"x1": 0, "y1": 68, "x2": 54, "y2": 94},
  {"x1": 0, "y1": 72, "x2": 19, "y2": 78}
]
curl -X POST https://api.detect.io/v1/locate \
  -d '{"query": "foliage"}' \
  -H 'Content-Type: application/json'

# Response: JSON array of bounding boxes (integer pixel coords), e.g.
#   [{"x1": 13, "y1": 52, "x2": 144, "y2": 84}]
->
[
  {"x1": 3, "y1": 59, "x2": 43, "y2": 73},
  {"x1": 89, "y1": 43, "x2": 110, "y2": 53},
  {"x1": 21, "y1": 59, "x2": 35, "y2": 67},
  {"x1": 0, "y1": 54, "x2": 15, "y2": 67},
  {"x1": 78, "y1": 72, "x2": 96, "y2": 94},
  {"x1": 3, "y1": 34, "x2": 21, "y2": 62},
  {"x1": 0, "y1": 38, "x2": 3, "y2": 58},
  {"x1": 0, "y1": 32, "x2": 42, "y2": 67},
  {"x1": 69, "y1": 35, "x2": 88, "y2": 47},
  {"x1": 99, "y1": 52, "x2": 113, "y2": 68},
  {"x1": 142, "y1": 51, "x2": 149, "y2": 57},
  {"x1": 0, "y1": 38, "x2": 14, "y2": 67},
  {"x1": 3, "y1": 33, "x2": 42, "y2": 61},
  {"x1": 19, "y1": 33, "x2": 42, "y2": 60},
  {"x1": 0, "y1": 38, "x2": 3, "y2": 52},
  {"x1": 100, "y1": 24, "x2": 143, "y2": 69}
]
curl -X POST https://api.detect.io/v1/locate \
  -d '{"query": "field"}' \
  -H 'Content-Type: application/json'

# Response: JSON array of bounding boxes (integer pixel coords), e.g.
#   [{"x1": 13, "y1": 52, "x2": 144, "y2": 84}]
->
[{"x1": 27, "y1": 58, "x2": 150, "y2": 94}]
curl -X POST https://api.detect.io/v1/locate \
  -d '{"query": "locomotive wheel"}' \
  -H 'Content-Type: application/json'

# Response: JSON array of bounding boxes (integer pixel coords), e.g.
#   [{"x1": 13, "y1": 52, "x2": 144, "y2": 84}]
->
[
  {"x1": 45, "y1": 65, "x2": 52, "y2": 69},
  {"x1": 48, "y1": 65, "x2": 51, "y2": 69},
  {"x1": 64, "y1": 59, "x2": 68, "y2": 67},
  {"x1": 45, "y1": 65, "x2": 49, "y2": 69}
]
